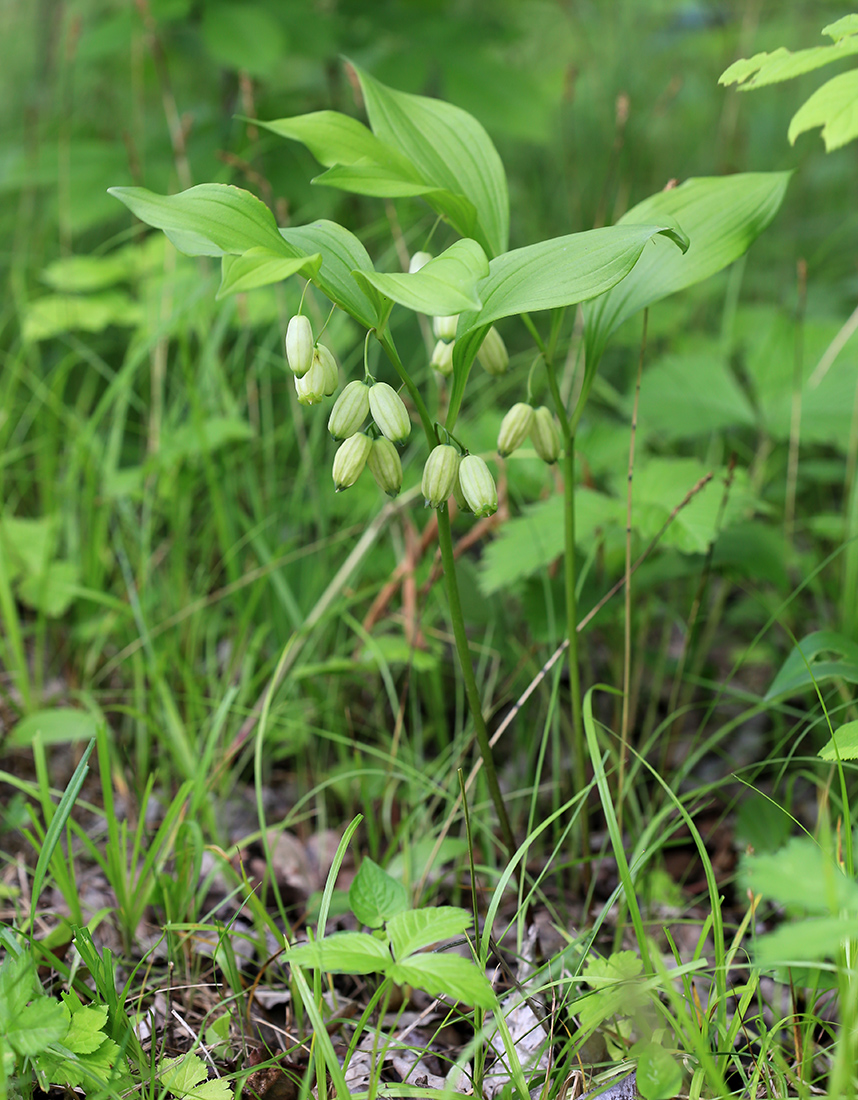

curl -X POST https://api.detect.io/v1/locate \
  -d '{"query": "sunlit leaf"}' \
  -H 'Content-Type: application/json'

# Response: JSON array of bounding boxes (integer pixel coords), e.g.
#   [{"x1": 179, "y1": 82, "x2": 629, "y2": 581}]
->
[
  {"x1": 788, "y1": 70, "x2": 858, "y2": 150},
  {"x1": 287, "y1": 932, "x2": 391, "y2": 975},
  {"x1": 819, "y1": 720, "x2": 858, "y2": 761},
  {"x1": 354, "y1": 238, "x2": 488, "y2": 315},
  {"x1": 388, "y1": 953, "x2": 496, "y2": 1008},
  {"x1": 218, "y1": 249, "x2": 321, "y2": 298},
  {"x1": 387, "y1": 906, "x2": 472, "y2": 960},
  {"x1": 348, "y1": 858, "x2": 409, "y2": 928}
]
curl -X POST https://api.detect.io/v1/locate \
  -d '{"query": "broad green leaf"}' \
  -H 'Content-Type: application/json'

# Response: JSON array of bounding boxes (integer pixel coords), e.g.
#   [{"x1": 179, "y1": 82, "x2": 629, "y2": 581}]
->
[
  {"x1": 287, "y1": 931, "x2": 391, "y2": 974},
  {"x1": 819, "y1": 720, "x2": 858, "y2": 761},
  {"x1": 479, "y1": 489, "x2": 624, "y2": 594},
  {"x1": 348, "y1": 858, "x2": 409, "y2": 928},
  {"x1": 765, "y1": 630, "x2": 858, "y2": 699},
  {"x1": 387, "y1": 907, "x2": 472, "y2": 960},
  {"x1": 388, "y1": 953, "x2": 496, "y2": 1009},
  {"x1": 108, "y1": 184, "x2": 289, "y2": 257},
  {"x1": 8, "y1": 999, "x2": 67, "y2": 1056},
  {"x1": 254, "y1": 111, "x2": 417, "y2": 176},
  {"x1": 160, "y1": 1054, "x2": 214, "y2": 1097},
  {"x1": 719, "y1": 37, "x2": 858, "y2": 90},
  {"x1": 459, "y1": 224, "x2": 687, "y2": 334},
  {"x1": 825, "y1": 16, "x2": 858, "y2": 41},
  {"x1": 0, "y1": 514, "x2": 58, "y2": 578},
  {"x1": 18, "y1": 560, "x2": 79, "y2": 618},
  {"x1": 9, "y1": 708, "x2": 99, "y2": 748},
  {"x1": 157, "y1": 416, "x2": 253, "y2": 466},
  {"x1": 217, "y1": 249, "x2": 321, "y2": 298},
  {"x1": 584, "y1": 950, "x2": 643, "y2": 986},
  {"x1": 312, "y1": 162, "x2": 437, "y2": 198},
  {"x1": 741, "y1": 837, "x2": 858, "y2": 913},
  {"x1": 788, "y1": 70, "x2": 858, "y2": 150},
  {"x1": 353, "y1": 63, "x2": 509, "y2": 257},
  {"x1": 62, "y1": 1000, "x2": 109, "y2": 1056},
  {"x1": 448, "y1": 223, "x2": 688, "y2": 428},
  {"x1": 279, "y1": 220, "x2": 385, "y2": 328},
  {"x1": 755, "y1": 915, "x2": 858, "y2": 967},
  {"x1": 22, "y1": 291, "x2": 142, "y2": 341},
  {"x1": 583, "y1": 173, "x2": 791, "y2": 366},
  {"x1": 734, "y1": 795, "x2": 793, "y2": 855},
  {"x1": 636, "y1": 1042, "x2": 682, "y2": 1100},
  {"x1": 0, "y1": 951, "x2": 36, "y2": 1023},
  {"x1": 354, "y1": 239, "x2": 488, "y2": 316}
]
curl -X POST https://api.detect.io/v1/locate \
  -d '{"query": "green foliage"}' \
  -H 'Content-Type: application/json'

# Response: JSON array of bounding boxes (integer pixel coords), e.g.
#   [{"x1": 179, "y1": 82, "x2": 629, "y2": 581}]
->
[
  {"x1": 159, "y1": 1053, "x2": 232, "y2": 1100},
  {"x1": 288, "y1": 857, "x2": 496, "y2": 1009},
  {"x1": 720, "y1": 14, "x2": 858, "y2": 150},
  {"x1": 0, "y1": 947, "x2": 129, "y2": 1100}
]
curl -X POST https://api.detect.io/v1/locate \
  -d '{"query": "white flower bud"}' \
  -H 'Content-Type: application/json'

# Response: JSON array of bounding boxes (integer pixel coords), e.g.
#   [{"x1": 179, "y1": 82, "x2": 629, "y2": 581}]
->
[
  {"x1": 314, "y1": 344, "x2": 339, "y2": 396},
  {"x1": 433, "y1": 315, "x2": 459, "y2": 341},
  {"x1": 409, "y1": 251, "x2": 433, "y2": 273},
  {"x1": 332, "y1": 432, "x2": 371, "y2": 491},
  {"x1": 421, "y1": 445, "x2": 460, "y2": 508},
  {"x1": 367, "y1": 436, "x2": 403, "y2": 497},
  {"x1": 498, "y1": 402, "x2": 534, "y2": 457},
  {"x1": 328, "y1": 380, "x2": 370, "y2": 440},
  {"x1": 285, "y1": 315, "x2": 314, "y2": 377},
  {"x1": 430, "y1": 339, "x2": 454, "y2": 377},
  {"x1": 530, "y1": 405, "x2": 563, "y2": 464},
  {"x1": 477, "y1": 326, "x2": 509, "y2": 376},
  {"x1": 294, "y1": 354, "x2": 327, "y2": 405},
  {"x1": 458, "y1": 455, "x2": 497, "y2": 518},
  {"x1": 369, "y1": 382, "x2": 411, "y2": 443}
]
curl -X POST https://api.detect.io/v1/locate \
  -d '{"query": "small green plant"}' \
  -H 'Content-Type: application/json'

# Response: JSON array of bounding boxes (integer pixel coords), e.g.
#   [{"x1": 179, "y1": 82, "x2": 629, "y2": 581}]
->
[
  {"x1": 288, "y1": 855, "x2": 495, "y2": 1009},
  {"x1": 0, "y1": 941, "x2": 131, "y2": 1100}
]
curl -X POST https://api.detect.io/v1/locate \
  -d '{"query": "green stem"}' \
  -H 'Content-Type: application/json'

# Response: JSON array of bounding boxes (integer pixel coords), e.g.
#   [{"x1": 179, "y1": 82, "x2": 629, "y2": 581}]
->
[
  {"x1": 523, "y1": 311, "x2": 590, "y2": 868},
  {"x1": 437, "y1": 506, "x2": 517, "y2": 861}
]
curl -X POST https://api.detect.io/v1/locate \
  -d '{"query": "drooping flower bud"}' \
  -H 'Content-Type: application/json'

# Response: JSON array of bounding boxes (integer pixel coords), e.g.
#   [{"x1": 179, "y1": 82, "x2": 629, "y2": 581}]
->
[
  {"x1": 369, "y1": 382, "x2": 411, "y2": 443},
  {"x1": 477, "y1": 326, "x2": 509, "y2": 376},
  {"x1": 294, "y1": 354, "x2": 328, "y2": 405},
  {"x1": 285, "y1": 315, "x2": 314, "y2": 377},
  {"x1": 530, "y1": 405, "x2": 563, "y2": 464},
  {"x1": 452, "y1": 466, "x2": 472, "y2": 513},
  {"x1": 430, "y1": 339, "x2": 454, "y2": 377},
  {"x1": 314, "y1": 344, "x2": 339, "y2": 396},
  {"x1": 332, "y1": 432, "x2": 371, "y2": 491},
  {"x1": 432, "y1": 315, "x2": 459, "y2": 341},
  {"x1": 421, "y1": 445, "x2": 460, "y2": 509},
  {"x1": 409, "y1": 251, "x2": 433, "y2": 274},
  {"x1": 328, "y1": 380, "x2": 370, "y2": 440},
  {"x1": 458, "y1": 455, "x2": 498, "y2": 518},
  {"x1": 367, "y1": 436, "x2": 403, "y2": 497},
  {"x1": 497, "y1": 402, "x2": 534, "y2": 457}
]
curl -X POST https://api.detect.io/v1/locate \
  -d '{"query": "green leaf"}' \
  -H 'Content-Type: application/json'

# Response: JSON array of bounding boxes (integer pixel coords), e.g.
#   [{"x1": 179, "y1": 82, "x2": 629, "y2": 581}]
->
[
  {"x1": 254, "y1": 111, "x2": 417, "y2": 176},
  {"x1": 354, "y1": 239, "x2": 488, "y2": 316},
  {"x1": 279, "y1": 220, "x2": 385, "y2": 328},
  {"x1": 108, "y1": 183, "x2": 290, "y2": 257},
  {"x1": 62, "y1": 1000, "x2": 109, "y2": 1055},
  {"x1": 388, "y1": 953, "x2": 496, "y2": 1009},
  {"x1": 577, "y1": 951, "x2": 647, "y2": 1031},
  {"x1": 755, "y1": 915, "x2": 858, "y2": 967},
  {"x1": 582, "y1": 173, "x2": 791, "y2": 366},
  {"x1": 7, "y1": 999, "x2": 67, "y2": 1057},
  {"x1": 18, "y1": 560, "x2": 79, "y2": 618},
  {"x1": 352, "y1": 63, "x2": 509, "y2": 257},
  {"x1": 287, "y1": 931, "x2": 391, "y2": 974},
  {"x1": 9, "y1": 708, "x2": 99, "y2": 748},
  {"x1": 819, "y1": 720, "x2": 858, "y2": 761},
  {"x1": 636, "y1": 1042, "x2": 682, "y2": 1100},
  {"x1": 788, "y1": 70, "x2": 858, "y2": 150},
  {"x1": 160, "y1": 1054, "x2": 231, "y2": 1100},
  {"x1": 22, "y1": 291, "x2": 143, "y2": 341},
  {"x1": 217, "y1": 249, "x2": 321, "y2": 298},
  {"x1": 312, "y1": 163, "x2": 438, "y2": 199},
  {"x1": 460, "y1": 224, "x2": 687, "y2": 334},
  {"x1": 765, "y1": 630, "x2": 858, "y2": 700},
  {"x1": 156, "y1": 416, "x2": 253, "y2": 466},
  {"x1": 0, "y1": 514, "x2": 58, "y2": 578},
  {"x1": 719, "y1": 37, "x2": 858, "y2": 90},
  {"x1": 825, "y1": 16, "x2": 858, "y2": 42},
  {"x1": 741, "y1": 836, "x2": 858, "y2": 913},
  {"x1": 387, "y1": 907, "x2": 472, "y2": 960},
  {"x1": 0, "y1": 951, "x2": 36, "y2": 1023},
  {"x1": 348, "y1": 857, "x2": 409, "y2": 928}
]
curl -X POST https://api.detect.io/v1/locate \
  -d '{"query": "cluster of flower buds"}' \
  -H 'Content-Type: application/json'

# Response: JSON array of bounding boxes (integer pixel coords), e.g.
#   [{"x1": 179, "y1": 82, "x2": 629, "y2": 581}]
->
[
  {"x1": 285, "y1": 315, "x2": 339, "y2": 405},
  {"x1": 326, "y1": 377, "x2": 410, "y2": 496},
  {"x1": 497, "y1": 401, "x2": 563, "y2": 464},
  {"x1": 421, "y1": 444, "x2": 498, "y2": 517}
]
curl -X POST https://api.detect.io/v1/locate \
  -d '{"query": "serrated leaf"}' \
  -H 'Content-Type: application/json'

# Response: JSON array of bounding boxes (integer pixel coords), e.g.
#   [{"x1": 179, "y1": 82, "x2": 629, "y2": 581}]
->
[
  {"x1": 388, "y1": 953, "x2": 496, "y2": 1009},
  {"x1": 788, "y1": 70, "x2": 858, "y2": 150},
  {"x1": 754, "y1": 915, "x2": 858, "y2": 967},
  {"x1": 719, "y1": 37, "x2": 858, "y2": 90},
  {"x1": 0, "y1": 951, "x2": 37, "y2": 1023},
  {"x1": 582, "y1": 173, "x2": 790, "y2": 367},
  {"x1": 765, "y1": 630, "x2": 858, "y2": 700},
  {"x1": 18, "y1": 560, "x2": 80, "y2": 618},
  {"x1": 287, "y1": 931, "x2": 391, "y2": 974},
  {"x1": 279, "y1": 220, "x2": 386, "y2": 328},
  {"x1": 348, "y1": 858, "x2": 409, "y2": 928},
  {"x1": 62, "y1": 1001, "x2": 109, "y2": 1055},
  {"x1": 161, "y1": 1054, "x2": 208, "y2": 1094},
  {"x1": 354, "y1": 239, "x2": 488, "y2": 316},
  {"x1": 819, "y1": 720, "x2": 858, "y2": 761},
  {"x1": 108, "y1": 184, "x2": 290, "y2": 257},
  {"x1": 824, "y1": 16, "x2": 858, "y2": 41},
  {"x1": 741, "y1": 837, "x2": 858, "y2": 913},
  {"x1": 584, "y1": 950, "x2": 643, "y2": 986},
  {"x1": 7, "y1": 999, "x2": 67, "y2": 1056},
  {"x1": 387, "y1": 907, "x2": 472, "y2": 960},
  {"x1": 636, "y1": 1042, "x2": 682, "y2": 1100},
  {"x1": 352, "y1": 63, "x2": 509, "y2": 257},
  {"x1": 217, "y1": 249, "x2": 321, "y2": 298}
]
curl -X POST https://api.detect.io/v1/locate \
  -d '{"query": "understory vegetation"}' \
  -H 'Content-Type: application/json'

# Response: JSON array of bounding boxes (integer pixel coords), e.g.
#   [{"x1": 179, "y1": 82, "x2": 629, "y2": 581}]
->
[{"x1": 3, "y1": 2, "x2": 858, "y2": 1098}]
